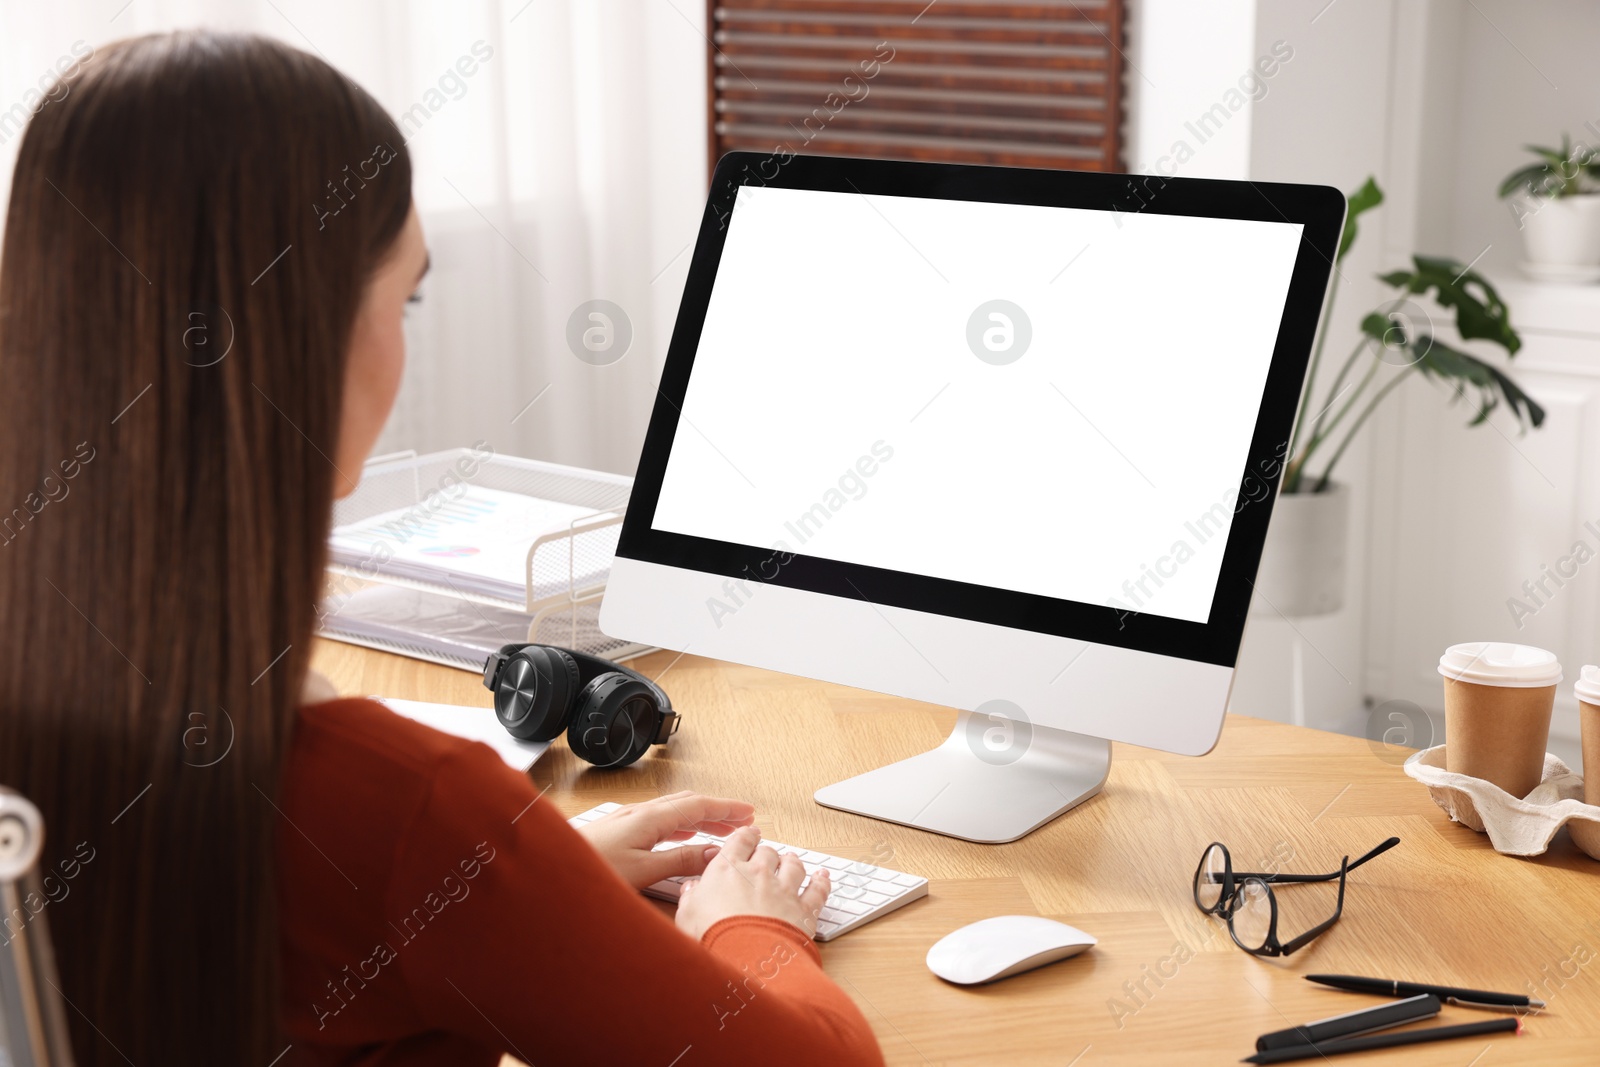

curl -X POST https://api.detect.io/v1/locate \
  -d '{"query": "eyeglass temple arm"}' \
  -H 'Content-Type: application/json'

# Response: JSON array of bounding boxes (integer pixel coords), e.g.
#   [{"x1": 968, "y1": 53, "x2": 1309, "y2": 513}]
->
[
  {"x1": 1231, "y1": 837, "x2": 1401, "y2": 884},
  {"x1": 1277, "y1": 857, "x2": 1350, "y2": 955},
  {"x1": 1347, "y1": 835, "x2": 1401, "y2": 871}
]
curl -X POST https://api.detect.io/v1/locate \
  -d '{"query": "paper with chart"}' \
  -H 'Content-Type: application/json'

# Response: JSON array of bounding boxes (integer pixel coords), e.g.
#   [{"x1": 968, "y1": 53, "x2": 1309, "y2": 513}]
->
[{"x1": 329, "y1": 485, "x2": 618, "y2": 601}]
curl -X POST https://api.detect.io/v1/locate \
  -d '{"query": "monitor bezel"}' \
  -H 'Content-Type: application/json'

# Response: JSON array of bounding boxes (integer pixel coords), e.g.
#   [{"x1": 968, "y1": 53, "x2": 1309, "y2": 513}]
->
[{"x1": 616, "y1": 152, "x2": 1346, "y2": 668}]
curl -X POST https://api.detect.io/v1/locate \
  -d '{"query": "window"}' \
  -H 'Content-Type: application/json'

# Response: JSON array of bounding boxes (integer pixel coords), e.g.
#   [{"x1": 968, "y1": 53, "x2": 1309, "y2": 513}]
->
[{"x1": 706, "y1": 0, "x2": 1127, "y2": 174}]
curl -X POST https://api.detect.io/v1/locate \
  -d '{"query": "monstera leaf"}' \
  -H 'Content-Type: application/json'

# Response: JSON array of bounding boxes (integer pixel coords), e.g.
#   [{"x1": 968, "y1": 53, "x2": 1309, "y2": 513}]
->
[
  {"x1": 1358, "y1": 277, "x2": 1536, "y2": 432},
  {"x1": 1338, "y1": 177, "x2": 1384, "y2": 261},
  {"x1": 1410, "y1": 335, "x2": 1545, "y2": 430},
  {"x1": 1285, "y1": 175, "x2": 1546, "y2": 494},
  {"x1": 1378, "y1": 256, "x2": 1521, "y2": 356}
]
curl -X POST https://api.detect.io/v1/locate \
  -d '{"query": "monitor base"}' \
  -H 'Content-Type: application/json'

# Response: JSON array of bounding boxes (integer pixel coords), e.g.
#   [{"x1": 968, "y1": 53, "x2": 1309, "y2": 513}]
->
[{"x1": 813, "y1": 711, "x2": 1112, "y2": 844}]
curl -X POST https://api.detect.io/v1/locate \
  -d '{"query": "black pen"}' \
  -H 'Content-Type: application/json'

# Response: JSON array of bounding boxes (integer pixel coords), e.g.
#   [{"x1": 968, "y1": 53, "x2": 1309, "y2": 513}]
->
[
  {"x1": 1242, "y1": 1018, "x2": 1521, "y2": 1064},
  {"x1": 1256, "y1": 994, "x2": 1440, "y2": 1051},
  {"x1": 1306, "y1": 973, "x2": 1545, "y2": 1011}
]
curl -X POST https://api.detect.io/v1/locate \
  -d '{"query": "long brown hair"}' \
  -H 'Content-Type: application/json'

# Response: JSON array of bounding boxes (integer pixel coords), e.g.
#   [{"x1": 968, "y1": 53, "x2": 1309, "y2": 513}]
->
[{"x1": 0, "y1": 32, "x2": 411, "y2": 1062}]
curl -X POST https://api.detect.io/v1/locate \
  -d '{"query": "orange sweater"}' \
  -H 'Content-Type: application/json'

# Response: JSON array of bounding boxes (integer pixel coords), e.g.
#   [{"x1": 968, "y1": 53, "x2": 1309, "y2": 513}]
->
[{"x1": 278, "y1": 697, "x2": 885, "y2": 1065}]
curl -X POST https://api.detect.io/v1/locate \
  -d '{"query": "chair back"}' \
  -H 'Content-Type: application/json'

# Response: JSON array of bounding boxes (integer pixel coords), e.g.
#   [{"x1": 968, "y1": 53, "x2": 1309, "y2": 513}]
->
[{"x1": 0, "y1": 789, "x2": 74, "y2": 1066}]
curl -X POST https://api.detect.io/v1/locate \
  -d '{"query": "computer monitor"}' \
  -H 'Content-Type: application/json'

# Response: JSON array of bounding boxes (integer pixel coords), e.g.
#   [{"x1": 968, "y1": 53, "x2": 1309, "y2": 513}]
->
[{"x1": 601, "y1": 153, "x2": 1345, "y2": 843}]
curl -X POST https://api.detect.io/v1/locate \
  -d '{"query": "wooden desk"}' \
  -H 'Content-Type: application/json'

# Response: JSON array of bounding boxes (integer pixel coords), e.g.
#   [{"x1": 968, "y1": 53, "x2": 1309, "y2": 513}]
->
[{"x1": 312, "y1": 639, "x2": 1599, "y2": 1066}]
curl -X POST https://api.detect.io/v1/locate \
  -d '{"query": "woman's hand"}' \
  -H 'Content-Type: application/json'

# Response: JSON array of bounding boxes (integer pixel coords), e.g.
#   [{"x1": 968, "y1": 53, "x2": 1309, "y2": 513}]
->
[
  {"x1": 574, "y1": 791, "x2": 755, "y2": 891},
  {"x1": 675, "y1": 825, "x2": 831, "y2": 941}
]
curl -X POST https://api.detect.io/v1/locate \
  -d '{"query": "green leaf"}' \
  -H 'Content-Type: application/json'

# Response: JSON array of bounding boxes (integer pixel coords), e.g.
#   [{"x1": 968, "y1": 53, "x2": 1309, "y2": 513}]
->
[
  {"x1": 1337, "y1": 177, "x2": 1384, "y2": 260},
  {"x1": 1503, "y1": 136, "x2": 1596, "y2": 198},
  {"x1": 1498, "y1": 162, "x2": 1555, "y2": 198},
  {"x1": 1378, "y1": 255, "x2": 1522, "y2": 357},
  {"x1": 1411, "y1": 335, "x2": 1545, "y2": 430},
  {"x1": 1359, "y1": 311, "x2": 1391, "y2": 341},
  {"x1": 1529, "y1": 143, "x2": 1568, "y2": 167}
]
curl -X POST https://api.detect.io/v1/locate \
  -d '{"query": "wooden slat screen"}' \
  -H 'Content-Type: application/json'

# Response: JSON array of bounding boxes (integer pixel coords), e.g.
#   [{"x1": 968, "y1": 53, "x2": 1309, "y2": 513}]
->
[{"x1": 706, "y1": 0, "x2": 1126, "y2": 176}]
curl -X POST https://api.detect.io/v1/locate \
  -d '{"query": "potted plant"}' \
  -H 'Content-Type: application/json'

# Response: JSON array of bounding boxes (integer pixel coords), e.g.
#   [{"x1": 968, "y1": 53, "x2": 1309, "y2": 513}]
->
[
  {"x1": 1498, "y1": 134, "x2": 1600, "y2": 282},
  {"x1": 1255, "y1": 177, "x2": 1545, "y2": 617}
]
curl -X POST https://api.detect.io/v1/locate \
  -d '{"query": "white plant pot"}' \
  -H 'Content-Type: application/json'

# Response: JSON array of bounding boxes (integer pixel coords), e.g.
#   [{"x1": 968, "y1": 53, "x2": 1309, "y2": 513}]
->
[
  {"x1": 1519, "y1": 195, "x2": 1600, "y2": 281},
  {"x1": 1249, "y1": 482, "x2": 1348, "y2": 618}
]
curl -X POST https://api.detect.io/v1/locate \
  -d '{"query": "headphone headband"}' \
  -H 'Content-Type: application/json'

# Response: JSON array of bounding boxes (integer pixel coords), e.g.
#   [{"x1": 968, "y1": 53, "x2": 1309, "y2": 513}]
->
[{"x1": 485, "y1": 643, "x2": 672, "y2": 715}]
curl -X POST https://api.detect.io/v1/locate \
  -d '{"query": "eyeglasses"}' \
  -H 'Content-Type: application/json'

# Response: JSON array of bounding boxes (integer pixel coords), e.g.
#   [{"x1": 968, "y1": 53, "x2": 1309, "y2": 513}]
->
[{"x1": 1192, "y1": 837, "x2": 1400, "y2": 957}]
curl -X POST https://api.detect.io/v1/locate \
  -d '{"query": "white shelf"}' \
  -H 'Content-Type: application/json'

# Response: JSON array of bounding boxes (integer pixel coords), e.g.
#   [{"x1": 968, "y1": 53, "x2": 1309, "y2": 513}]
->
[{"x1": 1492, "y1": 273, "x2": 1600, "y2": 340}]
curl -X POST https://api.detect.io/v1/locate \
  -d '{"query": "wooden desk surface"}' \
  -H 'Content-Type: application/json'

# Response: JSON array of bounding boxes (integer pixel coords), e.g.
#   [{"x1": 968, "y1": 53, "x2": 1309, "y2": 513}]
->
[{"x1": 312, "y1": 639, "x2": 1599, "y2": 1066}]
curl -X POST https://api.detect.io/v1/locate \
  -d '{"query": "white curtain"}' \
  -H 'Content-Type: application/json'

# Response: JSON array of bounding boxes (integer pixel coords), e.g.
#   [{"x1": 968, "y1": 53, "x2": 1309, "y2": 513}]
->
[{"x1": 0, "y1": 0, "x2": 709, "y2": 475}]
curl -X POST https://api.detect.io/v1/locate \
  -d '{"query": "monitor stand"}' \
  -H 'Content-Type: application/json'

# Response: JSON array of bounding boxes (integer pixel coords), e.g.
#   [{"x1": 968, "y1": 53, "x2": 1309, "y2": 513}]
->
[{"x1": 813, "y1": 710, "x2": 1112, "y2": 844}]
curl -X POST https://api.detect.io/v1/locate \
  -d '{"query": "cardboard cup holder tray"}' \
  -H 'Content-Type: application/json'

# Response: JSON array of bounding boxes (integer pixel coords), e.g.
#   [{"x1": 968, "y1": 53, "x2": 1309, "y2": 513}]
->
[{"x1": 1404, "y1": 745, "x2": 1600, "y2": 859}]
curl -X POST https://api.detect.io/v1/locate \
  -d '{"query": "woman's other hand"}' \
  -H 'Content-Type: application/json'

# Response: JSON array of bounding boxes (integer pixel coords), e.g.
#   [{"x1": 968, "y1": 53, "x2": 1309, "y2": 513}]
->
[{"x1": 674, "y1": 825, "x2": 831, "y2": 941}]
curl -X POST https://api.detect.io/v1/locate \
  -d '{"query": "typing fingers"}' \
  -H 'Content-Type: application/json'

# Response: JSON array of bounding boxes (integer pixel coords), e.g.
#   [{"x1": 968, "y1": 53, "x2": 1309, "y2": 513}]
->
[
  {"x1": 745, "y1": 843, "x2": 782, "y2": 875},
  {"x1": 775, "y1": 851, "x2": 806, "y2": 893},
  {"x1": 799, "y1": 869, "x2": 831, "y2": 930},
  {"x1": 715, "y1": 824, "x2": 762, "y2": 864}
]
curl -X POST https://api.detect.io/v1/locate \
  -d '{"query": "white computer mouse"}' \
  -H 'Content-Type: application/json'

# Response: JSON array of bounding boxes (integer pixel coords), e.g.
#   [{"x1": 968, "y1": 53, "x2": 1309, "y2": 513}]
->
[{"x1": 925, "y1": 915, "x2": 1097, "y2": 985}]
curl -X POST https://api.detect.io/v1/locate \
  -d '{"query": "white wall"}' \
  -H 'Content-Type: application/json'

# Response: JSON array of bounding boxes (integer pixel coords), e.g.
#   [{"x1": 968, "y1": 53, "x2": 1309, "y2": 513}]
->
[
  {"x1": 1125, "y1": 0, "x2": 1259, "y2": 180},
  {"x1": 1436, "y1": 0, "x2": 1600, "y2": 275},
  {"x1": 1222, "y1": 0, "x2": 1401, "y2": 734}
]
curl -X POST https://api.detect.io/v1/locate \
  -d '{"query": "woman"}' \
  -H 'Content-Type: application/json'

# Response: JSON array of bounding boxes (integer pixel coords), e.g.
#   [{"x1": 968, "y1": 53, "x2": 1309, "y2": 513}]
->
[{"x1": 0, "y1": 31, "x2": 883, "y2": 1065}]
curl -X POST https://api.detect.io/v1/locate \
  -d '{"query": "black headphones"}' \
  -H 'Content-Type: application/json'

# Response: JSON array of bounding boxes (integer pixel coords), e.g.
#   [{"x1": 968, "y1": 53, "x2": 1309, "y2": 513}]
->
[{"x1": 482, "y1": 644, "x2": 680, "y2": 768}]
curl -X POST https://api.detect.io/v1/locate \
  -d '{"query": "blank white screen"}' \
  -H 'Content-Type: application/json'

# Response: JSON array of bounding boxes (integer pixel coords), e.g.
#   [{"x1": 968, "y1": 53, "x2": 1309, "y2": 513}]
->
[{"x1": 652, "y1": 185, "x2": 1303, "y2": 624}]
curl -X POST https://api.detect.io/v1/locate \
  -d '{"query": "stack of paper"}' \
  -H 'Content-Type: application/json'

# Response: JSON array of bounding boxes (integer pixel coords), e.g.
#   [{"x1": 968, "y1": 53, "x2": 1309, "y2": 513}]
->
[
  {"x1": 320, "y1": 584, "x2": 539, "y2": 667},
  {"x1": 328, "y1": 484, "x2": 617, "y2": 603}
]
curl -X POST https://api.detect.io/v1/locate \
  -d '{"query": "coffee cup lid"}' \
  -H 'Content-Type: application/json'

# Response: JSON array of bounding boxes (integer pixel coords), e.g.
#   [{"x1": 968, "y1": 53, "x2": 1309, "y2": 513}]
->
[
  {"x1": 1437, "y1": 641, "x2": 1562, "y2": 688},
  {"x1": 1575, "y1": 665, "x2": 1600, "y2": 705}
]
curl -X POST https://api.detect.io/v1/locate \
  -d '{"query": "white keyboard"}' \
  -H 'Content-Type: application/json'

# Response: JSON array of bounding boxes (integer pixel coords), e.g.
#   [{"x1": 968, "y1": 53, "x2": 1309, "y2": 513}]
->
[{"x1": 569, "y1": 802, "x2": 929, "y2": 941}]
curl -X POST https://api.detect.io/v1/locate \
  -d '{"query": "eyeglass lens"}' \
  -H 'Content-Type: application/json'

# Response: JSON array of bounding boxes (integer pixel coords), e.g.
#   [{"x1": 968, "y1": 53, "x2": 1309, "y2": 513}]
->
[
  {"x1": 1195, "y1": 843, "x2": 1226, "y2": 911},
  {"x1": 1230, "y1": 878, "x2": 1273, "y2": 951}
]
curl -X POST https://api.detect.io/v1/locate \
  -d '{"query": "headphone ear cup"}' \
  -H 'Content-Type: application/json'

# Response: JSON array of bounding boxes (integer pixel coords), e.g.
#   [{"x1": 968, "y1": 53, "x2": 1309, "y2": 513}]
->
[
  {"x1": 566, "y1": 673, "x2": 660, "y2": 768},
  {"x1": 494, "y1": 646, "x2": 580, "y2": 741}
]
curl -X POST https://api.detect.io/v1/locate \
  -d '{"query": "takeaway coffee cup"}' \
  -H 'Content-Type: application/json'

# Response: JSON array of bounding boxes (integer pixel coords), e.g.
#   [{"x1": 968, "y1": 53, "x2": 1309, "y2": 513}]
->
[
  {"x1": 1572, "y1": 667, "x2": 1600, "y2": 861},
  {"x1": 1576, "y1": 666, "x2": 1600, "y2": 809},
  {"x1": 1438, "y1": 642, "x2": 1561, "y2": 800}
]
